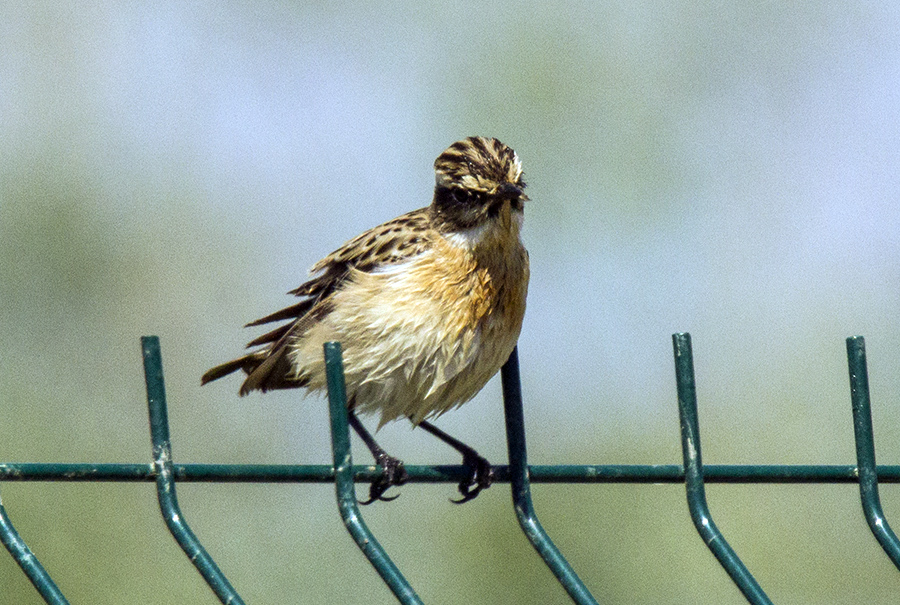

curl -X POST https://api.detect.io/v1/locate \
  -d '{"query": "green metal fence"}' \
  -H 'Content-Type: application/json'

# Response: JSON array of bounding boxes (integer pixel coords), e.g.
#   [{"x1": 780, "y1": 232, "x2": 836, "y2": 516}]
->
[{"x1": 1, "y1": 333, "x2": 897, "y2": 604}]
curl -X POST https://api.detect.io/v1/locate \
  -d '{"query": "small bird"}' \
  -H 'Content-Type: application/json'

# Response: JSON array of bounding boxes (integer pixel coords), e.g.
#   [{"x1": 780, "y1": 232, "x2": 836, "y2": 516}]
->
[{"x1": 202, "y1": 136, "x2": 529, "y2": 503}]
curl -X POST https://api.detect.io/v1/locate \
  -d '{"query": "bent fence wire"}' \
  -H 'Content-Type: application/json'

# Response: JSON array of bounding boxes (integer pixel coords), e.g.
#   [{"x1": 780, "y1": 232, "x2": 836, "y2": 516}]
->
[{"x1": 1, "y1": 334, "x2": 898, "y2": 604}]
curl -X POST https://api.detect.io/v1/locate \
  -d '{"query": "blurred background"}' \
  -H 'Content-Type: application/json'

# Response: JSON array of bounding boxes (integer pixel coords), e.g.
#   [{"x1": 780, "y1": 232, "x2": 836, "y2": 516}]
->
[{"x1": 1, "y1": 2, "x2": 899, "y2": 603}]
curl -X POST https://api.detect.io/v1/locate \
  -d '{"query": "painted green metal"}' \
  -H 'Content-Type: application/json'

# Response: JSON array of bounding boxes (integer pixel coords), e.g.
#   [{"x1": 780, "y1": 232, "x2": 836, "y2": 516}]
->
[
  {"x1": 0, "y1": 493, "x2": 70, "y2": 604},
  {"x1": 6, "y1": 462, "x2": 900, "y2": 483},
  {"x1": 672, "y1": 333, "x2": 773, "y2": 605},
  {"x1": 141, "y1": 336, "x2": 246, "y2": 605},
  {"x1": 323, "y1": 341, "x2": 423, "y2": 605},
  {"x1": 846, "y1": 336, "x2": 900, "y2": 569},
  {"x1": 501, "y1": 348, "x2": 599, "y2": 605},
  {"x1": 4, "y1": 333, "x2": 900, "y2": 603}
]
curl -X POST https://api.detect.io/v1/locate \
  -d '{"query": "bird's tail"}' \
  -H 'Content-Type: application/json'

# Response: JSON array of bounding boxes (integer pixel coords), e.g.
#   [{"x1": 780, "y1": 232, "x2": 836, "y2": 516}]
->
[
  {"x1": 202, "y1": 346, "x2": 305, "y2": 396},
  {"x1": 201, "y1": 352, "x2": 267, "y2": 387}
]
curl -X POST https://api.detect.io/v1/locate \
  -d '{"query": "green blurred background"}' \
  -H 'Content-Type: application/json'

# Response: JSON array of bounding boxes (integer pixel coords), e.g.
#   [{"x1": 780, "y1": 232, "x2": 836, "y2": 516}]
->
[{"x1": 2, "y1": 2, "x2": 899, "y2": 603}]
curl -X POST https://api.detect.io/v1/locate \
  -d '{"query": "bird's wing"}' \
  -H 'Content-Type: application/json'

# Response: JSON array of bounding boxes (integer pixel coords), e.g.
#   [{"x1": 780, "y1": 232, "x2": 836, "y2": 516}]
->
[
  {"x1": 248, "y1": 206, "x2": 432, "y2": 331},
  {"x1": 202, "y1": 207, "x2": 433, "y2": 394}
]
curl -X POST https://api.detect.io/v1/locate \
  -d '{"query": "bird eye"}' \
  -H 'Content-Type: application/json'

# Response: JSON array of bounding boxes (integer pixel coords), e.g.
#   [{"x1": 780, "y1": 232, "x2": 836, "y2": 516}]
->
[
  {"x1": 448, "y1": 187, "x2": 486, "y2": 208},
  {"x1": 452, "y1": 189, "x2": 472, "y2": 205}
]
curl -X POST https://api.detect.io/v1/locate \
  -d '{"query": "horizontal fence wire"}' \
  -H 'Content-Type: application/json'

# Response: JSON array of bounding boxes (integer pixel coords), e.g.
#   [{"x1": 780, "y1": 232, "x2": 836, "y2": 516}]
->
[
  {"x1": 0, "y1": 333, "x2": 897, "y2": 605},
  {"x1": 5, "y1": 463, "x2": 900, "y2": 484},
  {"x1": 4, "y1": 463, "x2": 900, "y2": 484}
]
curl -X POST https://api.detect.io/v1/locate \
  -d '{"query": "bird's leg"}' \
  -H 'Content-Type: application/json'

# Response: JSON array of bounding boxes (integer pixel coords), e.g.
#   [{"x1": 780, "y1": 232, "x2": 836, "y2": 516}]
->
[
  {"x1": 416, "y1": 420, "x2": 493, "y2": 504},
  {"x1": 348, "y1": 411, "x2": 408, "y2": 504}
]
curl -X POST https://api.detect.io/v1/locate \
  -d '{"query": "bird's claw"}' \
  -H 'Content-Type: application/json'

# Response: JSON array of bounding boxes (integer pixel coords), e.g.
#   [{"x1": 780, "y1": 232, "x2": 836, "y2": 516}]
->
[
  {"x1": 359, "y1": 454, "x2": 408, "y2": 505},
  {"x1": 450, "y1": 453, "x2": 494, "y2": 504}
]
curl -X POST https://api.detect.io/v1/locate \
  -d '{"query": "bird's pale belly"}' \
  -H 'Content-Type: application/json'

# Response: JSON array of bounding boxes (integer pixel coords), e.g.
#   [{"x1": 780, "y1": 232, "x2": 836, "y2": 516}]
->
[{"x1": 288, "y1": 242, "x2": 528, "y2": 426}]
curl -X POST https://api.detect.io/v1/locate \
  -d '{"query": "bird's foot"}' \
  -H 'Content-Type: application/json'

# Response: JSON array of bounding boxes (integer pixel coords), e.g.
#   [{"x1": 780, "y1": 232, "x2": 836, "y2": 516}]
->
[
  {"x1": 451, "y1": 452, "x2": 494, "y2": 504},
  {"x1": 359, "y1": 453, "x2": 409, "y2": 505}
]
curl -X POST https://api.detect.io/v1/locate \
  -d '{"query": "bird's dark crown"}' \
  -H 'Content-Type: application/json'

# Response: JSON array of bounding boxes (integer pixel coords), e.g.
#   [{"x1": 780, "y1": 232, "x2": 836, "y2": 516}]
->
[{"x1": 431, "y1": 137, "x2": 527, "y2": 231}]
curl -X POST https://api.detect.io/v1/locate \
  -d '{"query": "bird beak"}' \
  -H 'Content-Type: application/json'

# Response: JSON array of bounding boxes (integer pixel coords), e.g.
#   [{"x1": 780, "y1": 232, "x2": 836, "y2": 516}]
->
[{"x1": 496, "y1": 182, "x2": 526, "y2": 201}]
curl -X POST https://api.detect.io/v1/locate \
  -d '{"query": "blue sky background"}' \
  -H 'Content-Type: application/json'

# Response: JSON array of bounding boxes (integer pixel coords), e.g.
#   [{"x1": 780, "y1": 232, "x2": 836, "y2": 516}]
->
[{"x1": 2, "y1": 3, "x2": 899, "y2": 603}]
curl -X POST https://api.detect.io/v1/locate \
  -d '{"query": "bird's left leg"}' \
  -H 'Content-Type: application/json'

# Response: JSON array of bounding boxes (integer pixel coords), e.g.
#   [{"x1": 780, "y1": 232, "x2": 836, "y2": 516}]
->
[
  {"x1": 348, "y1": 411, "x2": 408, "y2": 504},
  {"x1": 416, "y1": 420, "x2": 494, "y2": 503}
]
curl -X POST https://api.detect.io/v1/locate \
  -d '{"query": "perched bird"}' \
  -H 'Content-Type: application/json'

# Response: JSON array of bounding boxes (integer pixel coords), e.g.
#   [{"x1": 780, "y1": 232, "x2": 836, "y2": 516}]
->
[{"x1": 202, "y1": 136, "x2": 529, "y2": 503}]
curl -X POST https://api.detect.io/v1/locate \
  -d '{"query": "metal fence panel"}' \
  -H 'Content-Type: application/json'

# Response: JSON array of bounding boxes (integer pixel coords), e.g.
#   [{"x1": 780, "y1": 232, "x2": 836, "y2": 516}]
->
[{"x1": 1, "y1": 333, "x2": 897, "y2": 603}]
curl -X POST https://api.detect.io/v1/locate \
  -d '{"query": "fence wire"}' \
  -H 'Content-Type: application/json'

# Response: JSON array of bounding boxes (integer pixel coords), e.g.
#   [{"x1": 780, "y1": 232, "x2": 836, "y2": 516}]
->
[{"x1": 0, "y1": 333, "x2": 897, "y2": 604}]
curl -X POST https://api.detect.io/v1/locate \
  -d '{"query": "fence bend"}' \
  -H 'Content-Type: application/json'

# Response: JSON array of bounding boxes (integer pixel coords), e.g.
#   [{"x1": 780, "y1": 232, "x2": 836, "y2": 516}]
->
[{"x1": 0, "y1": 333, "x2": 897, "y2": 604}]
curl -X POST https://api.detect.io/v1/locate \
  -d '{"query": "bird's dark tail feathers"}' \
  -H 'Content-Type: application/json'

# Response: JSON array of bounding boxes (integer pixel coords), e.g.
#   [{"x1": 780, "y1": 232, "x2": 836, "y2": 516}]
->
[
  {"x1": 201, "y1": 352, "x2": 266, "y2": 387},
  {"x1": 201, "y1": 347, "x2": 305, "y2": 396}
]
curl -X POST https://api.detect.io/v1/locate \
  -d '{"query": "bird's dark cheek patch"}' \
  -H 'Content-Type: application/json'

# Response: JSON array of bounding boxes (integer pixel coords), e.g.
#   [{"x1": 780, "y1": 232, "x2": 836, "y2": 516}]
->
[{"x1": 486, "y1": 198, "x2": 505, "y2": 218}]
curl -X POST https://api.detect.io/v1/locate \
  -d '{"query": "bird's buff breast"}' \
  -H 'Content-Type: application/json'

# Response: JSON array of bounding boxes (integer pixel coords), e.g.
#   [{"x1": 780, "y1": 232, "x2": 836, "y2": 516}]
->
[{"x1": 289, "y1": 233, "x2": 528, "y2": 426}]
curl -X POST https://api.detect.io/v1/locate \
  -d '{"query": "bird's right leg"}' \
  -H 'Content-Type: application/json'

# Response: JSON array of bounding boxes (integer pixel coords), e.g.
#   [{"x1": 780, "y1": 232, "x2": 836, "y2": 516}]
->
[{"x1": 348, "y1": 411, "x2": 408, "y2": 504}]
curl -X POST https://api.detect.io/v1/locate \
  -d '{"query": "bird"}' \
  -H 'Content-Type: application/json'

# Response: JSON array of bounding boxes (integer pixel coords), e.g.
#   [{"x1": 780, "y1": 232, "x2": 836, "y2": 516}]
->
[{"x1": 202, "y1": 136, "x2": 529, "y2": 503}]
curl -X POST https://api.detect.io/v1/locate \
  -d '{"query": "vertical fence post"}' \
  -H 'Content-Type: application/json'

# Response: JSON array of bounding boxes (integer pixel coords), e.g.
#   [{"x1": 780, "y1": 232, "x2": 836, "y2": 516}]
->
[
  {"x1": 323, "y1": 341, "x2": 423, "y2": 604},
  {"x1": 501, "y1": 347, "x2": 599, "y2": 605},
  {"x1": 0, "y1": 491, "x2": 70, "y2": 605},
  {"x1": 141, "y1": 336, "x2": 246, "y2": 605},
  {"x1": 672, "y1": 333, "x2": 772, "y2": 605},
  {"x1": 846, "y1": 336, "x2": 900, "y2": 569}
]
